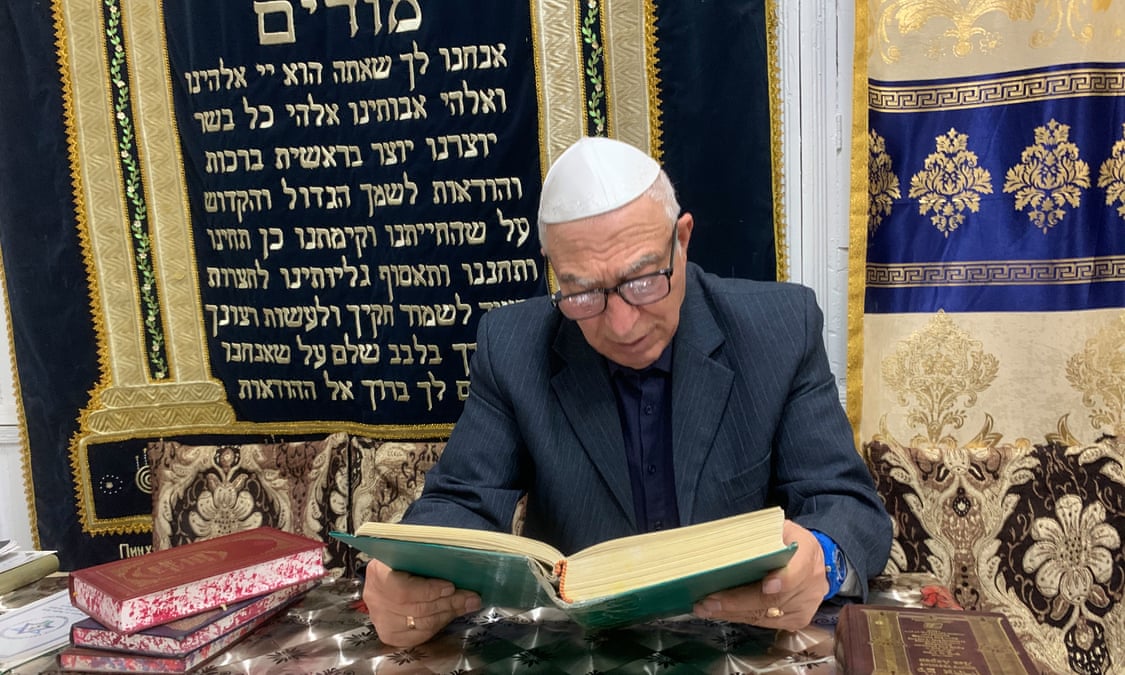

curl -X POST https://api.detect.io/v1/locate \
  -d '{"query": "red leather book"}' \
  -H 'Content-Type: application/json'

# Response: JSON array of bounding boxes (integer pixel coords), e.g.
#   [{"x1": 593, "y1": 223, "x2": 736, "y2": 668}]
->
[
  {"x1": 57, "y1": 603, "x2": 284, "y2": 673},
  {"x1": 70, "y1": 578, "x2": 316, "y2": 656},
  {"x1": 69, "y1": 527, "x2": 324, "y2": 634},
  {"x1": 835, "y1": 604, "x2": 1040, "y2": 674}
]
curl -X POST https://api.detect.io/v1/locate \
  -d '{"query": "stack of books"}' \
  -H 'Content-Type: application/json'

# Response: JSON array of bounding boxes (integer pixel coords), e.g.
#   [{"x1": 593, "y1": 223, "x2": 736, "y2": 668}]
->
[
  {"x1": 0, "y1": 539, "x2": 78, "y2": 673},
  {"x1": 57, "y1": 527, "x2": 325, "y2": 673},
  {"x1": 0, "y1": 539, "x2": 60, "y2": 594}
]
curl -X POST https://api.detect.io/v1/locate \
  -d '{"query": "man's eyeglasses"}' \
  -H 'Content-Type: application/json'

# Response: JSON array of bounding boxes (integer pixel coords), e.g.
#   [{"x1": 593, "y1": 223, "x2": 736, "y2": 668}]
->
[{"x1": 550, "y1": 222, "x2": 677, "y2": 320}]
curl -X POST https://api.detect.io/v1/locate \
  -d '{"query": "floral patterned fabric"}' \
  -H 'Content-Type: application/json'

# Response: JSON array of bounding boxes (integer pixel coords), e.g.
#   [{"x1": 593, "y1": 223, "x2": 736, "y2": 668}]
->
[
  {"x1": 866, "y1": 436, "x2": 1125, "y2": 675},
  {"x1": 148, "y1": 435, "x2": 444, "y2": 575}
]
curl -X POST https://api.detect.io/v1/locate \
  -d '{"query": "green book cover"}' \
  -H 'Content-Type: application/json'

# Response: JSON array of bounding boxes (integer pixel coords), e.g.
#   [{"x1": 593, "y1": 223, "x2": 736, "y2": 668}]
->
[
  {"x1": 331, "y1": 532, "x2": 555, "y2": 610},
  {"x1": 331, "y1": 531, "x2": 796, "y2": 629}
]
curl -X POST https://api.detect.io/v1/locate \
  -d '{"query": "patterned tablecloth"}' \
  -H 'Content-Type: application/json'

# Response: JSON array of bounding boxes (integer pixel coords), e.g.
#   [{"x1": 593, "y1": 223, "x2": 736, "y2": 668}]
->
[{"x1": 6, "y1": 573, "x2": 948, "y2": 674}]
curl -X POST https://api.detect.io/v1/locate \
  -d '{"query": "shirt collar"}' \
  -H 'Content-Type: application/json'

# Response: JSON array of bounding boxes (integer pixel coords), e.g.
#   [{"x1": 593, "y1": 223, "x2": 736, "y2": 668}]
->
[{"x1": 607, "y1": 342, "x2": 674, "y2": 378}]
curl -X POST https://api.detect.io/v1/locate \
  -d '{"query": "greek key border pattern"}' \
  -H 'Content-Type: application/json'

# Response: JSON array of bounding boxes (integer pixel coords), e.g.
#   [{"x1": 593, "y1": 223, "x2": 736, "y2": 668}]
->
[
  {"x1": 871, "y1": 68, "x2": 1125, "y2": 113},
  {"x1": 867, "y1": 257, "x2": 1125, "y2": 287}
]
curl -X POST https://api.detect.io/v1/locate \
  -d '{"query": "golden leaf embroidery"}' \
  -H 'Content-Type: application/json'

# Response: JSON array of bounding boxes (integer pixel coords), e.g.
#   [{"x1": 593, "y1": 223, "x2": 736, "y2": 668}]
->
[
  {"x1": 1003, "y1": 119, "x2": 1090, "y2": 234},
  {"x1": 881, "y1": 311, "x2": 1000, "y2": 448},
  {"x1": 1029, "y1": 0, "x2": 1114, "y2": 47},
  {"x1": 875, "y1": 0, "x2": 1035, "y2": 61},
  {"x1": 1065, "y1": 312, "x2": 1125, "y2": 438},
  {"x1": 908, "y1": 129, "x2": 993, "y2": 237},
  {"x1": 869, "y1": 130, "x2": 901, "y2": 237},
  {"x1": 1097, "y1": 123, "x2": 1125, "y2": 220}
]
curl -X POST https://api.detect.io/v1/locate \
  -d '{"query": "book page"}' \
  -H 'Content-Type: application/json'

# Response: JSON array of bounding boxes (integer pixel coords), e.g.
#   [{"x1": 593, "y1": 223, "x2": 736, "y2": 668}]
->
[
  {"x1": 563, "y1": 507, "x2": 786, "y2": 600},
  {"x1": 354, "y1": 522, "x2": 565, "y2": 567}
]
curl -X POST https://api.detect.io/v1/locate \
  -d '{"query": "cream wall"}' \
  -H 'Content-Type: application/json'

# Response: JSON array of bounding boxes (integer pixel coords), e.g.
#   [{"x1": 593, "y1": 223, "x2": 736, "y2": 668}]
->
[{"x1": 0, "y1": 0, "x2": 854, "y2": 551}]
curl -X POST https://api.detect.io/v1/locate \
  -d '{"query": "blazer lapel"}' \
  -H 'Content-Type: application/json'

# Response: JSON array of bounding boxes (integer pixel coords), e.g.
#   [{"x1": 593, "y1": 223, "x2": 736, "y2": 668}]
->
[
  {"x1": 671, "y1": 271, "x2": 733, "y2": 523},
  {"x1": 550, "y1": 321, "x2": 636, "y2": 529}
]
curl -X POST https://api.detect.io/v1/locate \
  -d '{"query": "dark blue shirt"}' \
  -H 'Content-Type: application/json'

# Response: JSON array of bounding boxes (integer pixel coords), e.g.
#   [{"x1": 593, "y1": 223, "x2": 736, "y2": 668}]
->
[
  {"x1": 608, "y1": 346, "x2": 680, "y2": 533},
  {"x1": 606, "y1": 348, "x2": 856, "y2": 597}
]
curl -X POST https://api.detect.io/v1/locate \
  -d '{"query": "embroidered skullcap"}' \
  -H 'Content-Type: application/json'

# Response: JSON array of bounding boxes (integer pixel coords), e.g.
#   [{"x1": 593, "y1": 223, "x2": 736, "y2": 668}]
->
[{"x1": 538, "y1": 136, "x2": 661, "y2": 224}]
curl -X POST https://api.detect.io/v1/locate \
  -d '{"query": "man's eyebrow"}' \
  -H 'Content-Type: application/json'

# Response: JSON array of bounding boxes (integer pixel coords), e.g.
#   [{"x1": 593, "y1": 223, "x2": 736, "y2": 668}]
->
[{"x1": 556, "y1": 251, "x2": 662, "y2": 290}]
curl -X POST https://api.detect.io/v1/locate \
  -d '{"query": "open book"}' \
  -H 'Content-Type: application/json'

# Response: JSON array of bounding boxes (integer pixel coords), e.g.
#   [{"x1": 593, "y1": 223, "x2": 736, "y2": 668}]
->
[{"x1": 332, "y1": 506, "x2": 796, "y2": 629}]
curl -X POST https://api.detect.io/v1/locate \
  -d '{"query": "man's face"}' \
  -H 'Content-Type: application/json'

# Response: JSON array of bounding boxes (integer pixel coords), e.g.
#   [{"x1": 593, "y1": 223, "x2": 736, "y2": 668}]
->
[{"x1": 545, "y1": 195, "x2": 692, "y2": 369}]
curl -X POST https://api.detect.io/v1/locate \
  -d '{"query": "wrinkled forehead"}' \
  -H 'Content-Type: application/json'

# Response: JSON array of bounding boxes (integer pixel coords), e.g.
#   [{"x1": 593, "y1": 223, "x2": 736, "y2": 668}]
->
[{"x1": 544, "y1": 197, "x2": 673, "y2": 285}]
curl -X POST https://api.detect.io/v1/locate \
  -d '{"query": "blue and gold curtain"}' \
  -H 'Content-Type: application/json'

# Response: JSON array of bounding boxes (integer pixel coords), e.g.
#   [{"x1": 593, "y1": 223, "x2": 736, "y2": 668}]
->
[{"x1": 852, "y1": 3, "x2": 1125, "y2": 672}]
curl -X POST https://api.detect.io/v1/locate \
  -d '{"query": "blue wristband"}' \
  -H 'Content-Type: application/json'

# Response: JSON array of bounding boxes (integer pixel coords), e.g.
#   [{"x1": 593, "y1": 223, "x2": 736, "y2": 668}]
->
[{"x1": 810, "y1": 530, "x2": 847, "y2": 600}]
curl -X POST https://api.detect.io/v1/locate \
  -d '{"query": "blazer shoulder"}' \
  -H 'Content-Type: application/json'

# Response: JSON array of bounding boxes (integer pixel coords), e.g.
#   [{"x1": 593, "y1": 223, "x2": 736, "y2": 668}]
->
[
  {"x1": 475, "y1": 295, "x2": 563, "y2": 352},
  {"x1": 691, "y1": 265, "x2": 816, "y2": 309}
]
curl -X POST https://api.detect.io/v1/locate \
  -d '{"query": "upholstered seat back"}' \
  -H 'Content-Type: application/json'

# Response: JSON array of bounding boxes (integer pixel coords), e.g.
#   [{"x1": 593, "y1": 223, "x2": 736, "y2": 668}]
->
[
  {"x1": 148, "y1": 434, "x2": 444, "y2": 574},
  {"x1": 866, "y1": 437, "x2": 1125, "y2": 675}
]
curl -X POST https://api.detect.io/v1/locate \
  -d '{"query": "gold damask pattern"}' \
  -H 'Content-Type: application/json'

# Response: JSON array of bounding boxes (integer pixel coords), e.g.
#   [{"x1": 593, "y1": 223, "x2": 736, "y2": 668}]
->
[
  {"x1": 1099, "y1": 123, "x2": 1125, "y2": 218},
  {"x1": 1065, "y1": 312, "x2": 1125, "y2": 437},
  {"x1": 908, "y1": 128, "x2": 993, "y2": 237},
  {"x1": 865, "y1": 436, "x2": 1125, "y2": 674},
  {"x1": 875, "y1": 0, "x2": 1036, "y2": 61},
  {"x1": 873, "y1": 0, "x2": 1117, "y2": 63},
  {"x1": 881, "y1": 311, "x2": 999, "y2": 447},
  {"x1": 868, "y1": 130, "x2": 901, "y2": 236},
  {"x1": 1004, "y1": 119, "x2": 1091, "y2": 233}
]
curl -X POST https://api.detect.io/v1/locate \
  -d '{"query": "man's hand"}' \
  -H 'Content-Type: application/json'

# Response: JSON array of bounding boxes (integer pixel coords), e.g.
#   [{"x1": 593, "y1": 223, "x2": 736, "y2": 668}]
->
[
  {"x1": 692, "y1": 520, "x2": 828, "y2": 631},
  {"x1": 362, "y1": 559, "x2": 482, "y2": 647}
]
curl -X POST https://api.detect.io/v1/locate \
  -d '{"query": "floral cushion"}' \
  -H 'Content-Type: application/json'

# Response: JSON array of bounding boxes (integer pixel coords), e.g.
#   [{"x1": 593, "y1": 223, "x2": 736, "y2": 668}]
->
[
  {"x1": 148, "y1": 434, "x2": 446, "y2": 575},
  {"x1": 348, "y1": 437, "x2": 443, "y2": 531},
  {"x1": 865, "y1": 436, "x2": 1125, "y2": 675}
]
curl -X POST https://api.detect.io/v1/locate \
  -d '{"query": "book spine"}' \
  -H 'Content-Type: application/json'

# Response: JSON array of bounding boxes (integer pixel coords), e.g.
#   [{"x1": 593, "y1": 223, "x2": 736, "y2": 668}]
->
[{"x1": 73, "y1": 547, "x2": 323, "y2": 633}]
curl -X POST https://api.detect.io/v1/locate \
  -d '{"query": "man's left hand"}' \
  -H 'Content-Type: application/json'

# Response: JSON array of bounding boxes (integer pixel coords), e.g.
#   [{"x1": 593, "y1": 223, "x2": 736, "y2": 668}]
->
[{"x1": 692, "y1": 520, "x2": 828, "y2": 631}]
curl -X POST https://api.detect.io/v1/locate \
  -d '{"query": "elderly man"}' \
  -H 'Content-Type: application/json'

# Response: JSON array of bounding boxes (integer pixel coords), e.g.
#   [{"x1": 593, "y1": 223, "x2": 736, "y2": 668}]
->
[{"x1": 363, "y1": 136, "x2": 891, "y2": 646}]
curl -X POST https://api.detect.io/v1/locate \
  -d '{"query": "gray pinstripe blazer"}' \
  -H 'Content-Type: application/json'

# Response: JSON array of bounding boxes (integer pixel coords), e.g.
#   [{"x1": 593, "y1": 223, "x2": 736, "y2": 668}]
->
[{"x1": 404, "y1": 262, "x2": 891, "y2": 590}]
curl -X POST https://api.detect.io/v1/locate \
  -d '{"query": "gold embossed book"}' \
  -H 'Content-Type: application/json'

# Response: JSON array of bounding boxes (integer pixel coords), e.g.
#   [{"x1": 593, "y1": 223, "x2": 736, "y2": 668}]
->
[
  {"x1": 332, "y1": 506, "x2": 795, "y2": 629},
  {"x1": 834, "y1": 604, "x2": 1039, "y2": 674}
]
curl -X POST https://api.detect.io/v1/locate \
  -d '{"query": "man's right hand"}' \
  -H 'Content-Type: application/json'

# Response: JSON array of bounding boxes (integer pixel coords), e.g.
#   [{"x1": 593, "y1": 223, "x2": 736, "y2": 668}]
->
[{"x1": 362, "y1": 559, "x2": 483, "y2": 647}]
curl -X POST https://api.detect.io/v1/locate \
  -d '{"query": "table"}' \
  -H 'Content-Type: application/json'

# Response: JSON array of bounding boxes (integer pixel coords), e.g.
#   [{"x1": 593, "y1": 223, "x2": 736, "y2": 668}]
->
[{"x1": 9, "y1": 573, "x2": 947, "y2": 674}]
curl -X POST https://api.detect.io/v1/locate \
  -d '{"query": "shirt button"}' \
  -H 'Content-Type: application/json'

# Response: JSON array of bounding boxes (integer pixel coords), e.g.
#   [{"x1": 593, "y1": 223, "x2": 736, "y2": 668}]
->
[
  {"x1": 646, "y1": 464, "x2": 656, "y2": 475},
  {"x1": 643, "y1": 404, "x2": 653, "y2": 415},
  {"x1": 654, "y1": 520, "x2": 664, "y2": 530}
]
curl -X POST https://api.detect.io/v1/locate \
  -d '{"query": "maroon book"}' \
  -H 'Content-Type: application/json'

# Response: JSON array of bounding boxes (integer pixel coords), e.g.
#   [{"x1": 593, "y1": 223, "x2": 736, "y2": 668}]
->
[
  {"x1": 835, "y1": 604, "x2": 1040, "y2": 674},
  {"x1": 69, "y1": 527, "x2": 324, "y2": 634},
  {"x1": 57, "y1": 604, "x2": 283, "y2": 673},
  {"x1": 70, "y1": 579, "x2": 316, "y2": 656}
]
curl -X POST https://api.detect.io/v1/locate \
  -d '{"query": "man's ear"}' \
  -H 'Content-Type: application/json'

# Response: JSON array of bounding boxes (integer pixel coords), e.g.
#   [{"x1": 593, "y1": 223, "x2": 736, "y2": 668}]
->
[{"x1": 677, "y1": 212, "x2": 694, "y2": 252}]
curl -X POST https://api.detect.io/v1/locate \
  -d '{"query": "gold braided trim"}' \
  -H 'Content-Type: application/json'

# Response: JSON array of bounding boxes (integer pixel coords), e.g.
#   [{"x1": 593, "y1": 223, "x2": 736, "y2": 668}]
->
[
  {"x1": 532, "y1": 0, "x2": 585, "y2": 174},
  {"x1": 642, "y1": 0, "x2": 663, "y2": 163},
  {"x1": 765, "y1": 0, "x2": 787, "y2": 282},
  {"x1": 847, "y1": 0, "x2": 872, "y2": 449},
  {"x1": 867, "y1": 256, "x2": 1125, "y2": 287},
  {"x1": 871, "y1": 66, "x2": 1125, "y2": 113}
]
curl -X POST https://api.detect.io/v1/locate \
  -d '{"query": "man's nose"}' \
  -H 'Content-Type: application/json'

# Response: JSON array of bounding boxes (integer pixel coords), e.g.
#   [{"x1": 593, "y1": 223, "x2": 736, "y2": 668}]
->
[{"x1": 601, "y1": 291, "x2": 639, "y2": 334}]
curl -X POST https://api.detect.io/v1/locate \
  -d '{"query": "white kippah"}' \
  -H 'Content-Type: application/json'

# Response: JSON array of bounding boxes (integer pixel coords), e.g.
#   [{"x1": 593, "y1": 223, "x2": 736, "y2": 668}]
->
[{"x1": 538, "y1": 136, "x2": 660, "y2": 224}]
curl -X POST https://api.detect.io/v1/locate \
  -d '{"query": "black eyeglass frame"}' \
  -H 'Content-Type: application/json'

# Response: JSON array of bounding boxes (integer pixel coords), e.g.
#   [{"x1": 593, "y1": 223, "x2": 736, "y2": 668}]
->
[{"x1": 549, "y1": 221, "x2": 678, "y2": 320}]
